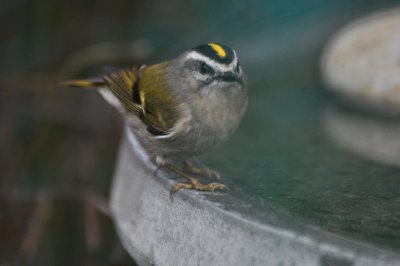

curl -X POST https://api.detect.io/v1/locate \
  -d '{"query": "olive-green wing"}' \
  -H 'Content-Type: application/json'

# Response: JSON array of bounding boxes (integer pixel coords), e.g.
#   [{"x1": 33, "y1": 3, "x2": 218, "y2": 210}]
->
[
  {"x1": 61, "y1": 65, "x2": 180, "y2": 136},
  {"x1": 102, "y1": 67, "x2": 143, "y2": 115},
  {"x1": 103, "y1": 65, "x2": 180, "y2": 136}
]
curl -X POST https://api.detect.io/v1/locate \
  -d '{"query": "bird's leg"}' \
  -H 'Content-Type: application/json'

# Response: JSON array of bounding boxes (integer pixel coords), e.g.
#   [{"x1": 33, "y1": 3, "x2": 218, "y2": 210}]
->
[
  {"x1": 182, "y1": 160, "x2": 221, "y2": 179},
  {"x1": 162, "y1": 162, "x2": 225, "y2": 200}
]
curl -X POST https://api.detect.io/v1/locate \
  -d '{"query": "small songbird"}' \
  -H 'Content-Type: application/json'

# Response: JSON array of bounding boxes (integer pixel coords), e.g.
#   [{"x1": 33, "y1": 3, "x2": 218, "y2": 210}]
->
[{"x1": 62, "y1": 43, "x2": 248, "y2": 197}]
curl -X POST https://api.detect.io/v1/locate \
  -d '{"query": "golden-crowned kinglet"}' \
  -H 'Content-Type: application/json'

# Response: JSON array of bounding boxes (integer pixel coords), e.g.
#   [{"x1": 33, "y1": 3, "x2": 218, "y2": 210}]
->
[{"x1": 62, "y1": 43, "x2": 248, "y2": 197}]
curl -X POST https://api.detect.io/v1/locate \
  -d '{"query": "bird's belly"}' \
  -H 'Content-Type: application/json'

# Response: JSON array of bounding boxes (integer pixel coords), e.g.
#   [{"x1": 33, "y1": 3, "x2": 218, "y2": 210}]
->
[{"x1": 173, "y1": 116, "x2": 240, "y2": 156}]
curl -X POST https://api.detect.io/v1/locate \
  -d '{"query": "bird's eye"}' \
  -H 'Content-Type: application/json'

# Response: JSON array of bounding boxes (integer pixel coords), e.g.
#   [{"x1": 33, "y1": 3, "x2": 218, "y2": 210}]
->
[{"x1": 199, "y1": 62, "x2": 214, "y2": 75}]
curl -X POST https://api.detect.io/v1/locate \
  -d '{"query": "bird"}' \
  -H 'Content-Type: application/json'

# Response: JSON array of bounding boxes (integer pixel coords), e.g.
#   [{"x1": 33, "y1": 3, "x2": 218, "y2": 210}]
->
[{"x1": 61, "y1": 43, "x2": 248, "y2": 198}]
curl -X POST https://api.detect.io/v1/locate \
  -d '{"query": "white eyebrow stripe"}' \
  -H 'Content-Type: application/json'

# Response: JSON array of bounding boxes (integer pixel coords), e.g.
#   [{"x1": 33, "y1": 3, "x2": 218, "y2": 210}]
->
[{"x1": 185, "y1": 51, "x2": 237, "y2": 72}]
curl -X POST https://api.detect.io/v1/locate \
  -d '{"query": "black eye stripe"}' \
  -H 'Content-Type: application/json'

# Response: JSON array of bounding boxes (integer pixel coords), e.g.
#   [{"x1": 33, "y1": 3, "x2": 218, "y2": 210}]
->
[{"x1": 198, "y1": 61, "x2": 214, "y2": 75}]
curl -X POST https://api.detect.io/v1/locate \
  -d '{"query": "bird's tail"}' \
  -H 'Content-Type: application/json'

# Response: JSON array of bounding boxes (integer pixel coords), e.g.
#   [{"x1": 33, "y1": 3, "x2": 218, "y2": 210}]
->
[
  {"x1": 59, "y1": 78, "x2": 106, "y2": 89},
  {"x1": 59, "y1": 78, "x2": 125, "y2": 111}
]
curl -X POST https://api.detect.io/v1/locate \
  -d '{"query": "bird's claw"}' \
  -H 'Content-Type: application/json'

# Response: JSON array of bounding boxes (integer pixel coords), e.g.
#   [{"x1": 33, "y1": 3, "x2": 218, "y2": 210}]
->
[{"x1": 169, "y1": 179, "x2": 225, "y2": 202}]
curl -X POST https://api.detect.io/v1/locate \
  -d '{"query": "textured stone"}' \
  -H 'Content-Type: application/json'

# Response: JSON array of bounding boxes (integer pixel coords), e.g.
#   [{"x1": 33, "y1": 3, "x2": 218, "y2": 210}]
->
[
  {"x1": 321, "y1": 7, "x2": 400, "y2": 113},
  {"x1": 324, "y1": 105, "x2": 400, "y2": 167},
  {"x1": 110, "y1": 127, "x2": 400, "y2": 266}
]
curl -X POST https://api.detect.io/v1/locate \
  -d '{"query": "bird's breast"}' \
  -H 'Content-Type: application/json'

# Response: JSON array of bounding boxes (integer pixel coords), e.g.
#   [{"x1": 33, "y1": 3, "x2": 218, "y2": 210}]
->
[{"x1": 181, "y1": 88, "x2": 248, "y2": 154}]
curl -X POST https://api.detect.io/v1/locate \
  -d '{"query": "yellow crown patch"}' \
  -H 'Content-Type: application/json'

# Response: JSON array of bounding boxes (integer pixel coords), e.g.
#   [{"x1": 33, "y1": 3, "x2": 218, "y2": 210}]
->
[{"x1": 208, "y1": 43, "x2": 227, "y2": 58}]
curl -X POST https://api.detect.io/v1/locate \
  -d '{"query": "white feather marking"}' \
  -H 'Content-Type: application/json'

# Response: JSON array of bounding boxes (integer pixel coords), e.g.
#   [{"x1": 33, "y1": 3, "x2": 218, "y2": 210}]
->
[
  {"x1": 185, "y1": 51, "x2": 237, "y2": 72},
  {"x1": 153, "y1": 132, "x2": 174, "y2": 139},
  {"x1": 97, "y1": 89, "x2": 124, "y2": 112}
]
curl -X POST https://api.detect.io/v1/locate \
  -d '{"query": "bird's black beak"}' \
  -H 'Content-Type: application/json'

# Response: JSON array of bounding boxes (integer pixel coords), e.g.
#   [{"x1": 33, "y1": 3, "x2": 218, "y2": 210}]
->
[{"x1": 219, "y1": 72, "x2": 242, "y2": 84}]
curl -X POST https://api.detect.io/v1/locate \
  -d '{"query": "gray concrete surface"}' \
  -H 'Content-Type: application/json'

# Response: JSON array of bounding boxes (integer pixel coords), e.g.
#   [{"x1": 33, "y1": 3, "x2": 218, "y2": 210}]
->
[{"x1": 110, "y1": 127, "x2": 400, "y2": 266}]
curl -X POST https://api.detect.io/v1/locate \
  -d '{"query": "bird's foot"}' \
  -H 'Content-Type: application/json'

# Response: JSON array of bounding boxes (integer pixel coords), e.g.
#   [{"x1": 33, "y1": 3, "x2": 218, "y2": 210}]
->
[
  {"x1": 170, "y1": 180, "x2": 225, "y2": 201},
  {"x1": 162, "y1": 162, "x2": 225, "y2": 201}
]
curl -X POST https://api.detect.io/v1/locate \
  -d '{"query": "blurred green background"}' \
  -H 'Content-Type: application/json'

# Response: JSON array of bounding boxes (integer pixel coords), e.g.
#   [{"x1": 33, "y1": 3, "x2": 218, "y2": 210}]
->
[{"x1": 1, "y1": 0, "x2": 399, "y2": 265}]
